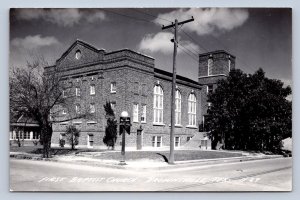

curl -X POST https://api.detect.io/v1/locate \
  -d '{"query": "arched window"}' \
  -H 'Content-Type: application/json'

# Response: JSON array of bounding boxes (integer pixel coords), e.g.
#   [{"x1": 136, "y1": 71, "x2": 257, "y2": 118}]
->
[
  {"x1": 153, "y1": 85, "x2": 163, "y2": 123},
  {"x1": 175, "y1": 89, "x2": 182, "y2": 125},
  {"x1": 188, "y1": 93, "x2": 197, "y2": 126}
]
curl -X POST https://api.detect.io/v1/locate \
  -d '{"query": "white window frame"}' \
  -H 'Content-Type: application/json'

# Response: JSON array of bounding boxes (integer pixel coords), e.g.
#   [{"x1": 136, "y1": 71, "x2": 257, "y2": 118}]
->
[
  {"x1": 75, "y1": 104, "x2": 81, "y2": 114},
  {"x1": 62, "y1": 90, "x2": 66, "y2": 98},
  {"x1": 153, "y1": 85, "x2": 164, "y2": 124},
  {"x1": 110, "y1": 82, "x2": 116, "y2": 93},
  {"x1": 152, "y1": 136, "x2": 162, "y2": 147},
  {"x1": 62, "y1": 108, "x2": 67, "y2": 115},
  {"x1": 175, "y1": 90, "x2": 182, "y2": 125},
  {"x1": 90, "y1": 103, "x2": 95, "y2": 113},
  {"x1": 207, "y1": 85, "x2": 213, "y2": 94},
  {"x1": 90, "y1": 85, "x2": 95, "y2": 95},
  {"x1": 174, "y1": 136, "x2": 181, "y2": 147},
  {"x1": 188, "y1": 93, "x2": 197, "y2": 127},
  {"x1": 76, "y1": 87, "x2": 81, "y2": 96},
  {"x1": 87, "y1": 134, "x2": 94, "y2": 148},
  {"x1": 208, "y1": 57, "x2": 213, "y2": 76},
  {"x1": 141, "y1": 105, "x2": 146, "y2": 123},
  {"x1": 133, "y1": 103, "x2": 139, "y2": 123}
]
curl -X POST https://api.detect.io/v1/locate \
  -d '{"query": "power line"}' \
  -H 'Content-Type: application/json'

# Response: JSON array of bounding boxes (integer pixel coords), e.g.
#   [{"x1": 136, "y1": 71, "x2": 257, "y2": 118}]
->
[
  {"x1": 177, "y1": 46, "x2": 199, "y2": 64},
  {"x1": 178, "y1": 43, "x2": 199, "y2": 58},
  {"x1": 131, "y1": 9, "x2": 172, "y2": 23},
  {"x1": 100, "y1": 9, "x2": 154, "y2": 24},
  {"x1": 101, "y1": 9, "x2": 258, "y2": 74}
]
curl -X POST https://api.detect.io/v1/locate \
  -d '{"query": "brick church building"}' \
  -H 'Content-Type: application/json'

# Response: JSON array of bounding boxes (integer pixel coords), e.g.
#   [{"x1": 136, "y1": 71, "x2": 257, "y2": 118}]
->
[{"x1": 43, "y1": 40, "x2": 235, "y2": 149}]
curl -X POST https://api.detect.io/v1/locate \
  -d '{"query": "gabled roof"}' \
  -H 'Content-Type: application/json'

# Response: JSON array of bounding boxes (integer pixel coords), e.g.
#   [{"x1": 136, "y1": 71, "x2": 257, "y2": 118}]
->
[{"x1": 56, "y1": 39, "x2": 106, "y2": 63}]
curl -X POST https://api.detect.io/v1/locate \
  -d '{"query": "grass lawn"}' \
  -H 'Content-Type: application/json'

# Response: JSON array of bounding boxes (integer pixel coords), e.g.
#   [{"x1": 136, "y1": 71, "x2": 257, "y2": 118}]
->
[
  {"x1": 92, "y1": 150, "x2": 243, "y2": 162},
  {"x1": 10, "y1": 146, "x2": 243, "y2": 162},
  {"x1": 10, "y1": 146, "x2": 106, "y2": 155}
]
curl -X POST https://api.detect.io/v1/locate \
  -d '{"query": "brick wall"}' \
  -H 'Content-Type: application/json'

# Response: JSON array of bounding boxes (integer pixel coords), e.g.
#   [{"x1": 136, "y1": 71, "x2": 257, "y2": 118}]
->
[{"x1": 48, "y1": 40, "x2": 204, "y2": 149}]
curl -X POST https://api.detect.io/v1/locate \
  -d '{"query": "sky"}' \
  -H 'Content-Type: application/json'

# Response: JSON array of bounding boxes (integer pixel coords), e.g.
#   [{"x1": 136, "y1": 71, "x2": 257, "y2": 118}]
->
[{"x1": 9, "y1": 8, "x2": 292, "y2": 87}]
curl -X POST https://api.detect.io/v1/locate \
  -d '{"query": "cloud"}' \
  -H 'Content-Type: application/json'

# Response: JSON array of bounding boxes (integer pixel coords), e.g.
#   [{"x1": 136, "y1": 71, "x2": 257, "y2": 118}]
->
[
  {"x1": 15, "y1": 9, "x2": 106, "y2": 27},
  {"x1": 155, "y1": 8, "x2": 249, "y2": 35},
  {"x1": 139, "y1": 32, "x2": 199, "y2": 54},
  {"x1": 11, "y1": 35, "x2": 59, "y2": 50},
  {"x1": 86, "y1": 11, "x2": 106, "y2": 23}
]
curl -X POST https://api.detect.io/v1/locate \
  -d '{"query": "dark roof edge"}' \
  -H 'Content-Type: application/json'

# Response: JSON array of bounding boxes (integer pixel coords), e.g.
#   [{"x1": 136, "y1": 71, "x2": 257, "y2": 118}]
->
[
  {"x1": 105, "y1": 49, "x2": 155, "y2": 60},
  {"x1": 199, "y1": 50, "x2": 236, "y2": 58},
  {"x1": 154, "y1": 68, "x2": 199, "y2": 86}
]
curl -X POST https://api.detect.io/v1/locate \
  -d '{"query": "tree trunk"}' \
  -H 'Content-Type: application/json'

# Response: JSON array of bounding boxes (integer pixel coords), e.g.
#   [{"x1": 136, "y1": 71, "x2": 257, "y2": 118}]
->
[{"x1": 42, "y1": 124, "x2": 53, "y2": 158}]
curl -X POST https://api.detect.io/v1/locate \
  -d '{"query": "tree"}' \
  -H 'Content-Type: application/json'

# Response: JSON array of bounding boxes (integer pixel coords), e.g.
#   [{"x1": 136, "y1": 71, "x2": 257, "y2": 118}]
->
[
  {"x1": 103, "y1": 101, "x2": 117, "y2": 150},
  {"x1": 10, "y1": 57, "x2": 89, "y2": 158},
  {"x1": 65, "y1": 125, "x2": 80, "y2": 150},
  {"x1": 206, "y1": 68, "x2": 292, "y2": 153}
]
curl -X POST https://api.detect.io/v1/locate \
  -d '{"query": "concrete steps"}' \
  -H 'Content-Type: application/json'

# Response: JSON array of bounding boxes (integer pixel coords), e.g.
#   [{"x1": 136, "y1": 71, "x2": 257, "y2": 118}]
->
[{"x1": 182, "y1": 132, "x2": 211, "y2": 150}]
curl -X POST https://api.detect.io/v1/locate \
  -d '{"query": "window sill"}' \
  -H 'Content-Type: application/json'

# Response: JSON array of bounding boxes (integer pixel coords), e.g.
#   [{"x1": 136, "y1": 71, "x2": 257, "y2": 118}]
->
[
  {"x1": 168, "y1": 124, "x2": 183, "y2": 128},
  {"x1": 152, "y1": 123, "x2": 165, "y2": 126},
  {"x1": 186, "y1": 125, "x2": 198, "y2": 129},
  {"x1": 141, "y1": 122, "x2": 147, "y2": 124},
  {"x1": 87, "y1": 121, "x2": 97, "y2": 124},
  {"x1": 110, "y1": 91, "x2": 116, "y2": 94}
]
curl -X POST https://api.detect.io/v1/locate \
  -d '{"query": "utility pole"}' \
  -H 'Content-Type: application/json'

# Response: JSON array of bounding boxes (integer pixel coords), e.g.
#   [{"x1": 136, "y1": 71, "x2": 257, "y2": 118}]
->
[{"x1": 162, "y1": 17, "x2": 194, "y2": 164}]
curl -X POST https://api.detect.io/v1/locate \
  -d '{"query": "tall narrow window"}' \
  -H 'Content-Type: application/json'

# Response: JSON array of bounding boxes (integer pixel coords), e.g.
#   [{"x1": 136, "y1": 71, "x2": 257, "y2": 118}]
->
[
  {"x1": 90, "y1": 85, "x2": 95, "y2": 95},
  {"x1": 76, "y1": 87, "x2": 81, "y2": 96},
  {"x1": 153, "y1": 85, "x2": 163, "y2": 123},
  {"x1": 208, "y1": 57, "x2": 213, "y2": 76},
  {"x1": 62, "y1": 90, "x2": 66, "y2": 98},
  {"x1": 207, "y1": 85, "x2": 213, "y2": 94},
  {"x1": 75, "y1": 104, "x2": 81, "y2": 114},
  {"x1": 133, "y1": 103, "x2": 139, "y2": 122},
  {"x1": 188, "y1": 93, "x2": 197, "y2": 126},
  {"x1": 141, "y1": 105, "x2": 147, "y2": 123},
  {"x1": 87, "y1": 134, "x2": 94, "y2": 148},
  {"x1": 175, "y1": 90, "x2": 182, "y2": 125},
  {"x1": 111, "y1": 82, "x2": 116, "y2": 93},
  {"x1": 90, "y1": 103, "x2": 95, "y2": 113},
  {"x1": 175, "y1": 136, "x2": 181, "y2": 147},
  {"x1": 228, "y1": 58, "x2": 231, "y2": 72}
]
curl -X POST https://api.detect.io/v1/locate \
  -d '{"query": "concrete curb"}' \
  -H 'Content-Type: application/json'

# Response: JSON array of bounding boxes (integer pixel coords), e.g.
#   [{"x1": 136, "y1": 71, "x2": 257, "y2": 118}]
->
[{"x1": 10, "y1": 152, "x2": 284, "y2": 171}]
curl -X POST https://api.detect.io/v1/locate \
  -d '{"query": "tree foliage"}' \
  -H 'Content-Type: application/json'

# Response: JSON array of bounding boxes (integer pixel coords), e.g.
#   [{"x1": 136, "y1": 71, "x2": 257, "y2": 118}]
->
[
  {"x1": 103, "y1": 101, "x2": 117, "y2": 149},
  {"x1": 9, "y1": 58, "x2": 89, "y2": 157},
  {"x1": 65, "y1": 125, "x2": 80, "y2": 150},
  {"x1": 206, "y1": 68, "x2": 292, "y2": 153}
]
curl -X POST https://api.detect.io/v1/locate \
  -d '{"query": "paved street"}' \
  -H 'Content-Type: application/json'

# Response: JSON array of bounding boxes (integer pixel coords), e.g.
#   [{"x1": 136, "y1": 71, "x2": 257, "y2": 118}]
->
[{"x1": 10, "y1": 157, "x2": 292, "y2": 191}]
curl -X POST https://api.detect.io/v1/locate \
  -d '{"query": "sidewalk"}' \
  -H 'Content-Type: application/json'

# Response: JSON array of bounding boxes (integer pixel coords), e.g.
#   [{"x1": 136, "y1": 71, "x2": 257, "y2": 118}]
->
[{"x1": 10, "y1": 150, "x2": 283, "y2": 171}]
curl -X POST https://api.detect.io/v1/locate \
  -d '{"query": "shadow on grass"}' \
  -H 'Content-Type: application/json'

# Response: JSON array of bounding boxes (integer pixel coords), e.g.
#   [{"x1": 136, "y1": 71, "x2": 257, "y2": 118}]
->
[{"x1": 156, "y1": 153, "x2": 169, "y2": 163}]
